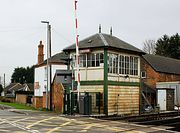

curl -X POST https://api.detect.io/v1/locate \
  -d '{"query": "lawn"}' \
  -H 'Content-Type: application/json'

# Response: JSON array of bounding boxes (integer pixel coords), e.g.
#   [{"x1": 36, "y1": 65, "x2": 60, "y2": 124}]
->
[{"x1": 0, "y1": 102, "x2": 35, "y2": 110}]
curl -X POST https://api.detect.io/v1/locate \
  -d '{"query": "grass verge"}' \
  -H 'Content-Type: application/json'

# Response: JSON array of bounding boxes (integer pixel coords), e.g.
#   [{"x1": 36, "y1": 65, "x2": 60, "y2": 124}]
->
[{"x1": 0, "y1": 102, "x2": 35, "y2": 110}]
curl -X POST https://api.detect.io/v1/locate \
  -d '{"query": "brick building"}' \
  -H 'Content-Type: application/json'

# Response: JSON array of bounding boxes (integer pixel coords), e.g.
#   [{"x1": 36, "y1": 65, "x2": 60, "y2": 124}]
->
[
  {"x1": 33, "y1": 41, "x2": 69, "y2": 109},
  {"x1": 141, "y1": 54, "x2": 180, "y2": 110},
  {"x1": 51, "y1": 70, "x2": 72, "y2": 113}
]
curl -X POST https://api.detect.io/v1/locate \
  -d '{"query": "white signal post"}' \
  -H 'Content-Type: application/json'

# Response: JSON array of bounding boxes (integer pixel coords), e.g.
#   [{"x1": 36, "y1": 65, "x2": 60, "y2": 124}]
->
[{"x1": 74, "y1": 0, "x2": 80, "y2": 110}]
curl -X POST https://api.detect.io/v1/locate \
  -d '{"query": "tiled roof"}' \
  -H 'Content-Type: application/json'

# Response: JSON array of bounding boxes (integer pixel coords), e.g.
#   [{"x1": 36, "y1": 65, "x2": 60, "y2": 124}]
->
[
  {"x1": 35, "y1": 52, "x2": 69, "y2": 67},
  {"x1": 63, "y1": 33, "x2": 143, "y2": 53},
  {"x1": 4, "y1": 83, "x2": 24, "y2": 93},
  {"x1": 44, "y1": 52, "x2": 69, "y2": 64},
  {"x1": 143, "y1": 54, "x2": 180, "y2": 75},
  {"x1": 56, "y1": 70, "x2": 72, "y2": 75}
]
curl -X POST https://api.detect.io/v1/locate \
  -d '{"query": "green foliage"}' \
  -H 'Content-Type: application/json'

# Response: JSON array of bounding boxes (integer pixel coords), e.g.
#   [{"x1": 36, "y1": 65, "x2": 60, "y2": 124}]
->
[
  {"x1": 0, "y1": 84, "x2": 3, "y2": 94},
  {"x1": 155, "y1": 33, "x2": 180, "y2": 59},
  {"x1": 11, "y1": 66, "x2": 34, "y2": 84}
]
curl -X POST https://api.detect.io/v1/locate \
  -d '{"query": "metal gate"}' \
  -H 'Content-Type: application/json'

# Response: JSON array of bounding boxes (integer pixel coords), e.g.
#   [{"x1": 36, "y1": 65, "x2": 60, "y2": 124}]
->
[
  {"x1": 64, "y1": 91, "x2": 102, "y2": 115},
  {"x1": 79, "y1": 93, "x2": 92, "y2": 115},
  {"x1": 63, "y1": 90, "x2": 70, "y2": 114}
]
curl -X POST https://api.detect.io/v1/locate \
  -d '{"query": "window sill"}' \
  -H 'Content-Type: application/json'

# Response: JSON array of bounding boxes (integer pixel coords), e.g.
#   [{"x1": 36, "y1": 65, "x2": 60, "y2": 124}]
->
[{"x1": 108, "y1": 73, "x2": 140, "y2": 78}]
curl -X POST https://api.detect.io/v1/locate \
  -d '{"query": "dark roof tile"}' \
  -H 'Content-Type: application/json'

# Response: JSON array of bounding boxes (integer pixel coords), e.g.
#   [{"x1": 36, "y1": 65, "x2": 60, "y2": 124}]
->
[
  {"x1": 143, "y1": 54, "x2": 180, "y2": 75},
  {"x1": 36, "y1": 52, "x2": 69, "y2": 67},
  {"x1": 56, "y1": 70, "x2": 72, "y2": 75},
  {"x1": 63, "y1": 33, "x2": 143, "y2": 53},
  {"x1": 4, "y1": 83, "x2": 24, "y2": 93}
]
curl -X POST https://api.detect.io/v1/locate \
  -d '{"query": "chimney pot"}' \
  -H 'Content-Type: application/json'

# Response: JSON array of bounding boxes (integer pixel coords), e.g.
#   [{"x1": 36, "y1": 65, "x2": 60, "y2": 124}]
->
[
  {"x1": 38, "y1": 41, "x2": 44, "y2": 64},
  {"x1": 99, "y1": 24, "x2": 101, "y2": 33},
  {"x1": 110, "y1": 27, "x2": 112, "y2": 36}
]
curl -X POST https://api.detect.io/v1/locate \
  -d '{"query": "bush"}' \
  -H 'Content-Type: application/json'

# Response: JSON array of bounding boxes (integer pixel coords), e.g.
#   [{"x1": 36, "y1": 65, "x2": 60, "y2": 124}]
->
[
  {"x1": 1, "y1": 99, "x2": 11, "y2": 103},
  {"x1": 0, "y1": 97, "x2": 14, "y2": 103},
  {"x1": 0, "y1": 96, "x2": 5, "y2": 101}
]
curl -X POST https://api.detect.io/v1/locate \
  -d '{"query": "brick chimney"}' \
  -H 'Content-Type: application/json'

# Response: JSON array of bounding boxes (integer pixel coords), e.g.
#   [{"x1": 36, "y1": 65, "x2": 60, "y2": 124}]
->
[{"x1": 38, "y1": 41, "x2": 44, "y2": 64}]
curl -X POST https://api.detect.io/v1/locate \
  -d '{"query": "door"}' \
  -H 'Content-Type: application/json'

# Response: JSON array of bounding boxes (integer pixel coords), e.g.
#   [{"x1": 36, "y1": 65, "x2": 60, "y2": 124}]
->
[
  {"x1": 158, "y1": 90, "x2": 166, "y2": 111},
  {"x1": 169, "y1": 85, "x2": 178, "y2": 106}
]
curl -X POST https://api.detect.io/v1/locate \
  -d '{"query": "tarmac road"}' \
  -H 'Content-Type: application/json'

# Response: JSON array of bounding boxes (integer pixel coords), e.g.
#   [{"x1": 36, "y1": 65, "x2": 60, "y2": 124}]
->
[{"x1": 0, "y1": 108, "x2": 178, "y2": 133}]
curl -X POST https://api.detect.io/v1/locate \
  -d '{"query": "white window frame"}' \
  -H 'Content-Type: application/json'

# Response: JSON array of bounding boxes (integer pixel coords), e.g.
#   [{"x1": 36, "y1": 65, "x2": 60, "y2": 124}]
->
[
  {"x1": 75, "y1": 52, "x2": 104, "y2": 68},
  {"x1": 141, "y1": 71, "x2": 147, "y2": 78},
  {"x1": 108, "y1": 52, "x2": 139, "y2": 76}
]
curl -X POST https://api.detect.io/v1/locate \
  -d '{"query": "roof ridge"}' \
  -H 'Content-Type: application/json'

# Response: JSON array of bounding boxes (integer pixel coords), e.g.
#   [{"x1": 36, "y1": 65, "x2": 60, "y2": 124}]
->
[
  {"x1": 99, "y1": 33, "x2": 109, "y2": 46},
  {"x1": 63, "y1": 33, "x2": 144, "y2": 53},
  {"x1": 9, "y1": 83, "x2": 22, "y2": 90},
  {"x1": 144, "y1": 54, "x2": 180, "y2": 62}
]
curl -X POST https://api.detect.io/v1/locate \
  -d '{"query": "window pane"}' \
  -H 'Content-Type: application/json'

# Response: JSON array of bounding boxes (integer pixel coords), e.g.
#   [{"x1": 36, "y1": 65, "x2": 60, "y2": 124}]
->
[
  {"x1": 134, "y1": 57, "x2": 138, "y2": 75},
  {"x1": 130, "y1": 56, "x2": 133, "y2": 75},
  {"x1": 85, "y1": 53, "x2": 104, "y2": 67},
  {"x1": 79, "y1": 55, "x2": 83, "y2": 67},
  {"x1": 119, "y1": 55, "x2": 121, "y2": 74},
  {"x1": 120, "y1": 55, "x2": 125, "y2": 74},
  {"x1": 87, "y1": 54, "x2": 92, "y2": 67},
  {"x1": 112, "y1": 54, "x2": 118, "y2": 74},
  {"x1": 79, "y1": 54, "x2": 86, "y2": 67},
  {"x1": 108, "y1": 53, "x2": 118, "y2": 74},
  {"x1": 125, "y1": 56, "x2": 129, "y2": 74},
  {"x1": 92, "y1": 54, "x2": 95, "y2": 67},
  {"x1": 115, "y1": 55, "x2": 118, "y2": 74},
  {"x1": 83, "y1": 54, "x2": 86, "y2": 67},
  {"x1": 108, "y1": 54, "x2": 113, "y2": 73},
  {"x1": 100, "y1": 53, "x2": 104, "y2": 63},
  {"x1": 96, "y1": 53, "x2": 100, "y2": 67},
  {"x1": 141, "y1": 71, "x2": 146, "y2": 78},
  {"x1": 113, "y1": 55, "x2": 116, "y2": 73}
]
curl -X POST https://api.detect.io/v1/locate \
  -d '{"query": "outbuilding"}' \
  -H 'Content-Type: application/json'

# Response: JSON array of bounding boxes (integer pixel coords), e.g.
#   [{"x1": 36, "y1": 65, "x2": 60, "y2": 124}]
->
[
  {"x1": 157, "y1": 82, "x2": 180, "y2": 108},
  {"x1": 157, "y1": 88, "x2": 174, "y2": 111},
  {"x1": 141, "y1": 54, "x2": 180, "y2": 112}
]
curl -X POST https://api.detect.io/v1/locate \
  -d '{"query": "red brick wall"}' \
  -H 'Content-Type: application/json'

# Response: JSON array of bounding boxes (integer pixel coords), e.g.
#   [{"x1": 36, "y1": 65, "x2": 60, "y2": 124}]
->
[
  {"x1": 51, "y1": 82, "x2": 64, "y2": 113},
  {"x1": 33, "y1": 96, "x2": 43, "y2": 109},
  {"x1": 43, "y1": 92, "x2": 50, "y2": 109},
  {"x1": 33, "y1": 83, "x2": 64, "y2": 112},
  {"x1": 38, "y1": 41, "x2": 44, "y2": 64},
  {"x1": 141, "y1": 58, "x2": 180, "y2": 89}
]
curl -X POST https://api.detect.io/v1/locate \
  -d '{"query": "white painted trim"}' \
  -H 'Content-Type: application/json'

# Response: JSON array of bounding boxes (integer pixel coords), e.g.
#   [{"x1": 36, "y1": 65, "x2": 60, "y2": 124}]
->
[{"x1": 99, "y1": 33, "x2": 109, "y2": 46}]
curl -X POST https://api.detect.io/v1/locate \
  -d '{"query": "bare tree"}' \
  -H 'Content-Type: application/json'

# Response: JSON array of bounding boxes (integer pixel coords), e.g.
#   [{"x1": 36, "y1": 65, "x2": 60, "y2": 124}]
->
[{"x1": 142, "y1": 39, "x2": 156, "y2": 54}]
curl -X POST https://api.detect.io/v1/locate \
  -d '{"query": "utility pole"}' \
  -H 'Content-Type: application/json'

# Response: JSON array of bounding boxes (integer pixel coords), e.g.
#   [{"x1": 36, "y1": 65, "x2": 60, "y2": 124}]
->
[
  {"x1": 3, "y1": 74, "x2": 5, "y2": 88},
  {"x1": 41, "y1": 21, "x2": 51, "y2": 110},
  {"x1": 49, "y1": 25, "x2": 52, "y2": 111}
]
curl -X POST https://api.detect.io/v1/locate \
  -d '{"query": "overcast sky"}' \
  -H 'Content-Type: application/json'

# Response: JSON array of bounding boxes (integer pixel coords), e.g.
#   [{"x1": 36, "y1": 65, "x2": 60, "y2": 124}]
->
[{"x1": 0, "y1": 0, "x2": 180, "y2": 84}]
